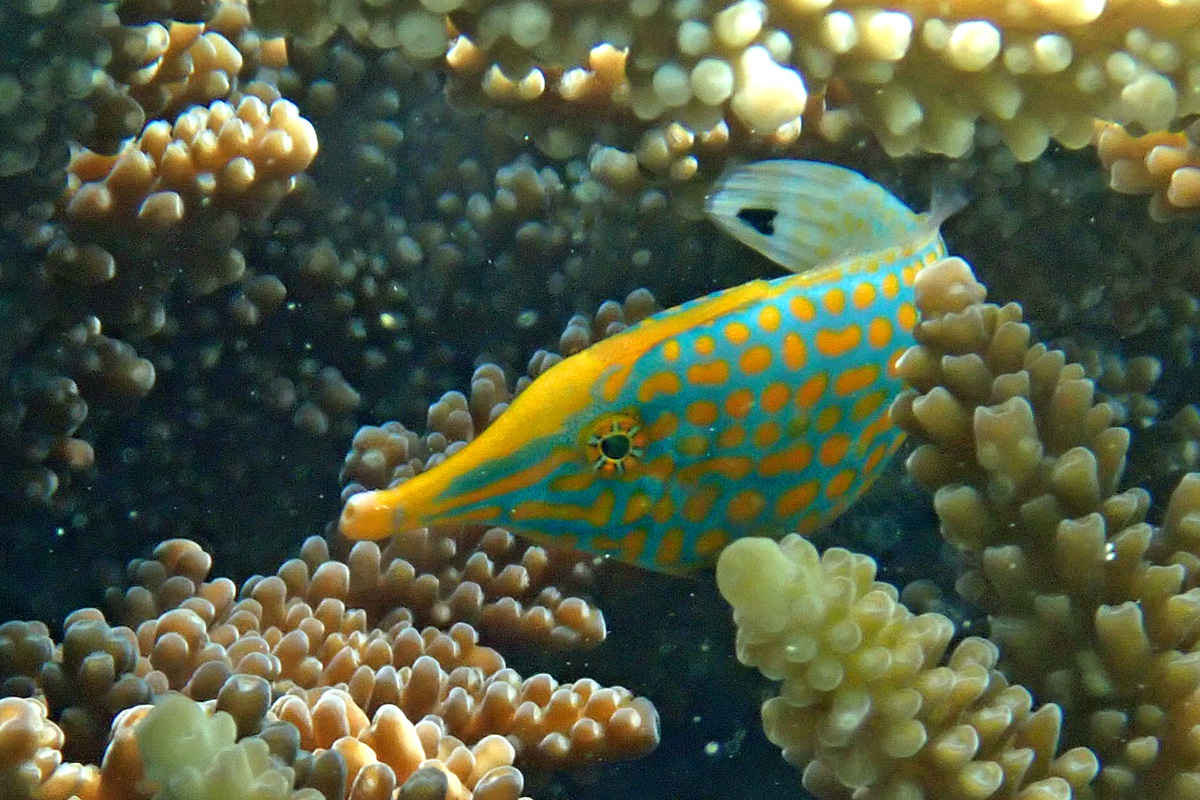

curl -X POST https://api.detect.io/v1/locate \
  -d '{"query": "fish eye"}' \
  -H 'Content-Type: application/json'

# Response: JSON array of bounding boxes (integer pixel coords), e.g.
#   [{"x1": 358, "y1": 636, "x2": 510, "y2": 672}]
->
[
  {"x1": 585, "y1": 412, "x2": 646, "y2": 474},
  {"x1": 736, "y1": 207, "x2": 777, "y2": 235}
]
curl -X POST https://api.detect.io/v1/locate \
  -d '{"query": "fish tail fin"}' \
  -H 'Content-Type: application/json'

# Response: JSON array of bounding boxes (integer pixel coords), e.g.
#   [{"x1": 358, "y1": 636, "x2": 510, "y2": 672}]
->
[{"x1": 705, "y1": 159, "x2": 926, "y2": 273}]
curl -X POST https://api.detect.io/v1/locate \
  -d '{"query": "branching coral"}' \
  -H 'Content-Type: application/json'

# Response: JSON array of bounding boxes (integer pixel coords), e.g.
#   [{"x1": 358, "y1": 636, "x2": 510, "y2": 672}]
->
[
  {"x1": 889, "y1": 256, "x2": 1200, "y2": 797},
  {"x1": 1094, "y1": 120, "x2": 1200, "y2": 221},
  {"x1": 63, "y1": 95, "x2": 317, "y2": 294},
  {"x1": 249, "y1": 0, "x2": 1200, "y2": 178},
  {"x1": 0, "y1": 0, "x2": 323, "y2": 515},
  {"x1": 0, "y1": 536, "x2": 658, "y2": 799},
  {"x1": 718, "y1": 534, "x2": 1097, "y2": 800}
]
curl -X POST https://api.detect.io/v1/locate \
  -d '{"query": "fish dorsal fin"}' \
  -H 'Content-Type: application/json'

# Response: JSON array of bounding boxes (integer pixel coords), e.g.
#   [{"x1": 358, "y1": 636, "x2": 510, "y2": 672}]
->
[{"x1": 705, "y1": 160, "x2": 925, "y2": 273}]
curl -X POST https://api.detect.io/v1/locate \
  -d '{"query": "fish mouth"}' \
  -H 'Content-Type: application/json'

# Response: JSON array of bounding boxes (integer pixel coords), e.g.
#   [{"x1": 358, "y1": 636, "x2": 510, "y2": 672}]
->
[{"x1": 339, "y1": 488, "x2": 415, "y2": 540}]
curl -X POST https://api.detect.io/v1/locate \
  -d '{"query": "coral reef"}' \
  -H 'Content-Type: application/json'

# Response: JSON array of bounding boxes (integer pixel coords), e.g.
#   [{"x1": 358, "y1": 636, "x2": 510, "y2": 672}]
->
[
  {"x1": 887, "y1": 257, "x2": 1200, "y2": 796},
  {"x1": 714, "y1": 256, "x2": 1200, "y2": 798},
  {"x1": 719, "y1": 534, "x2": 1097, "y2": 799},
  {"x1": 4, "y1": 0, "x2": 1200, "y2": 797},
  {"x1": 1094, "y1": 120, "x2": 1200, "y2": 221},
  {"x1": 250, "y1": 0, "x2": 1200, "y2": 179},
  {"x1": 0, "y1": 538, "x2": 658, "y2": 799}
]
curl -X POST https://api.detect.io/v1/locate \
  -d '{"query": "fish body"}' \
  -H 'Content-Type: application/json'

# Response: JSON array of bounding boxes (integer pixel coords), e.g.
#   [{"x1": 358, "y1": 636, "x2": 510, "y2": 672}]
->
[{"x1": 341, "y1": 161, "x2": 950, "y2": 570}]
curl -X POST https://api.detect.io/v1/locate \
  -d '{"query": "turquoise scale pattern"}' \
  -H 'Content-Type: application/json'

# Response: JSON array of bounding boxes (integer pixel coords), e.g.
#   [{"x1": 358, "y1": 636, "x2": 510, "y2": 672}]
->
[{"x1": 441, "y1": 233, "x2": 946, "y2": 570}]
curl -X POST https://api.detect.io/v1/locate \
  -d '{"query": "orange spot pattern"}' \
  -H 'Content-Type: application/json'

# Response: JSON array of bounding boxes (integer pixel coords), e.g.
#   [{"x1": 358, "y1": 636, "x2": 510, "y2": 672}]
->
[
  {"x1": 644, "y1": 411, "x2": 679, "y2": 443},
  {"x1": 834, "y1": 364, "x2": 880, "y2": 396},
  {"x1": 851, "y1": 389, "x2": 887, "y2": 422},
  {"x1": 796, "y1": 373, "x2": 827, "y2": 409},
  {"x1": 725, "y1": 388, "x2": 754, "y2": 419},
  {"x1": 790, "y1": 296, "x2": 816, "y2": 322},
  {"x1": 852, "y1": 282, "x2": 877, "y2": 309},
  {"x1": 739, "y1": 345, "x2": 772, "y2": 375},
  {"x1": 717, "y1": 426, "x2": 745, "y2": 448},
  {"x1": 591, "y1": 530, "x2": 646, "y2": 563},
  {"x1": 655, "y1": 529, "x2": 684, "y2": 566},
  {"x1": 858, "y1": 413, "x2": 893, "y2": 450},
  {"x1": 638, "y1": 371, "x2": 681, "y2": 402},
  {"x1": 695, "y1": 529, "x2": 729, "y2": 557},
  {"x1": 868, "y1": 317, "x2": 893, "y2": 349},
  {"x1": 622, "y1": 493, "x2": 654, "y2": 524},
  {"x1": 797, "y1": 514, "x2": 821, "y2": 534},
  {"x1": 761, "y1": 383, "x2": 790, "y2": 413},
  {"x1": 758, "y1": 305, "x2": 781, "y2": 332},
  {"x1": 726, "y1": 490, "x2": 766, "y2": 523},
  {"x1": 862, "y1": 442, "x2": 889, "y2": 475},
  {"x1": 687, "y1": 360, "x2": 730, "y2": 385},
  {"x1": 777, "y1": 481, "x2": 819, "y2": 517},
  {"x1": 814, "y1": 406, "x2": 840, "y2": 433},
  {"x1": 652, "y1": 496, "x2": 674, "y2": 524},
  {"x1": 782, "y1": 332, "x2": 807, "y2": 370},
  {"x1": 686, "y1": 400, "x2": 719, "y2": 427},
  {"x1": 819, "y1": 434, "x2": 851, "y2": 467},
  {"x1": 642, "y1": 454, "x2": 676, "y2": 481},
  {"x1": 825, "y1": 469, "x2": 856, "y2": 499},
  {"x1": 753, "y1": 422, "x2": 781, "y2": 448},
  {"x1": 758, "y1": 443, "x2": 813, "y2": 477},
  {"x1": 679, "y1": 456, "x2": 753, "y2": 484},
  {"x1": 536, "y1": 243, "x2": 934, "y2": 569},
  {"x1": 815, "y1": 325, "x2": 862, "y2": 357},
  {"x1": 823, "y1": 288, "x2": 846, "y2": 315},
  {"x1": 683, "y1": 485, "x2": 720, "y2": 523},
  {"x1": 724, "y1": 321, "x2": 751, "y2": 345}
]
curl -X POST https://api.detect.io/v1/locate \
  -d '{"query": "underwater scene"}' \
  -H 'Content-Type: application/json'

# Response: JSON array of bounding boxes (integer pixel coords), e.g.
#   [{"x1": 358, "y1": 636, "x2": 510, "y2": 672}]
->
[{"x1": 3, "y1": 0, "x2": 1200, "y2": 798}]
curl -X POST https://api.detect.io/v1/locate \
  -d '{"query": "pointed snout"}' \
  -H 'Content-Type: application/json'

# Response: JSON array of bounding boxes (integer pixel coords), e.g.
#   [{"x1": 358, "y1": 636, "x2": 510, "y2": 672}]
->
[{"x1": 339, "y1": 488, "x2": 405, "y2": 540}]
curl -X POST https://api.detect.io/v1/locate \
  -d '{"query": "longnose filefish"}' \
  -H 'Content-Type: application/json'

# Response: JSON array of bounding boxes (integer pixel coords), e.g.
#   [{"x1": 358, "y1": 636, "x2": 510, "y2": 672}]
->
[{"x1": 340, "y1": 160, "x2": 956, "y2": 571}]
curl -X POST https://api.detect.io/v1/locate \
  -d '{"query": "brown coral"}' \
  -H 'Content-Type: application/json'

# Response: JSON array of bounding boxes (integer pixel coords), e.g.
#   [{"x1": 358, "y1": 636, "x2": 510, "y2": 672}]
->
[
  {"x1": 718, "y1": 535, "x2": 1097, "y2": 800},
  {"x1": 892, "y1": 256, "x2": 1200, "y2": 797},
  {"x1": 0, "y1": 534, "x2": 657, "y2": 800},
  {"x1": 1095, "y1": 120, "x2": 1200, "y2": 221}
]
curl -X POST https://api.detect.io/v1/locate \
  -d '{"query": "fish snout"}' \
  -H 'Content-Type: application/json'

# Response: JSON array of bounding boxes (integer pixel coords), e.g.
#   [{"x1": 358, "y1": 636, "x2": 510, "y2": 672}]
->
[{"x1": 339, "y1": 489, "x2": 399, "y2": 540}]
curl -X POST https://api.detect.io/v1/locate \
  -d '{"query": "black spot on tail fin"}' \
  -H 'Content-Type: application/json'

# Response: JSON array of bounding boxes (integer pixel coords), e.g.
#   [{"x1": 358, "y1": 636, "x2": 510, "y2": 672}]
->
[{"x1": 736, "y1": 207, "x2": 777, "y2": 236}]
